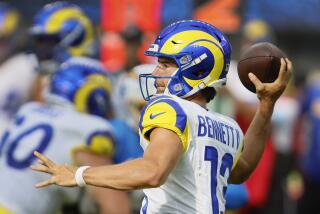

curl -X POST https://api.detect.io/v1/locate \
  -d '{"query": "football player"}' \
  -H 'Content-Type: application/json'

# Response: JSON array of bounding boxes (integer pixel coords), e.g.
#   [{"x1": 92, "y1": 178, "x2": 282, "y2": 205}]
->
[
  {"x1": 0, "y1": 58, "x2": 130, "y2": 214},
  {"x1": 29, "y1": 1, "x2": 96, "y2": 101},
  {"x1": 0, "y1": 3, "x2": 38, "y2": 136},
  {"x1": 31, "y1": 20, "x2": 292, "y2": 214},
  {"x1": 116, "y1": 63, "x2": 249, "y2": 211},
  {"x1": 112, "y1": 63, "x2": 156, "y2": 130},
  {"x1": 296, "y1": 71, "x2": 320, "y2": 214},
  {"x1": 30, "y1": 1, "x2": 95, "y2": 74}
]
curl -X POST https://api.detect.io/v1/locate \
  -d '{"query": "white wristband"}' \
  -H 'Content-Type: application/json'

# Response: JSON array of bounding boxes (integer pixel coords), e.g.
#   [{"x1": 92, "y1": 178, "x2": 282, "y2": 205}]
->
[{"x1": 75, "y1": 166, "x2": 90, "y2": 187}]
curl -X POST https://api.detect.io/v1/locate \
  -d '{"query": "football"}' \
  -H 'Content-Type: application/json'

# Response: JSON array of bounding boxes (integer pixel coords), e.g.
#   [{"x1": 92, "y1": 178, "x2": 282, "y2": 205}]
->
[{"x1": 237, "y1": 42, "x2": 286, "y2": 93}]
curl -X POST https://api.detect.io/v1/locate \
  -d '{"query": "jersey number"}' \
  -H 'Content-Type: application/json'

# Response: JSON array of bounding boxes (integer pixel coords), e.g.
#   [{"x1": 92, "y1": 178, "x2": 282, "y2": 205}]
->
[
  {"x1": 0, "y1": 119, "x2": 53, "y2": 169},
  {"x1": 205, "y1": 146, "x2": 233, "y2": 214}
]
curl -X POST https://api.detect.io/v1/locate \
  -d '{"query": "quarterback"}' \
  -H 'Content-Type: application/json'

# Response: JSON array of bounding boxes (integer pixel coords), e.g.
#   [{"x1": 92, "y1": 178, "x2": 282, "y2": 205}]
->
[
  {"x1": 31, "y1": 20, "x2": 292, "y2": 214},
  {"x1": 0, "y1": 3, "x2": 38, "y2": 136}
]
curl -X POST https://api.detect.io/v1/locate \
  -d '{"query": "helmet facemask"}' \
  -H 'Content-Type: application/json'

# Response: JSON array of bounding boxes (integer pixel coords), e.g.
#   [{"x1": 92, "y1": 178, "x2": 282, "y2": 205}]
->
[{"x1": 139, "y1": 71, "x2": 178, "y2": 101}]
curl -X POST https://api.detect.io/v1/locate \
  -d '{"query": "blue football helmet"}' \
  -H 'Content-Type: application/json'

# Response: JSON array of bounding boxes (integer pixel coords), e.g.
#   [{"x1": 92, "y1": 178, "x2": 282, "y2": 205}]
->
[
  {"x1": 140, "y1": 20, "x2": 232, "y2": 101},
  {"x1": 47, "y1": 57, "x2": 112, "y2": 118},
  {"x1": 30, "y1": 1, "x2": 94, "y2": 63}
]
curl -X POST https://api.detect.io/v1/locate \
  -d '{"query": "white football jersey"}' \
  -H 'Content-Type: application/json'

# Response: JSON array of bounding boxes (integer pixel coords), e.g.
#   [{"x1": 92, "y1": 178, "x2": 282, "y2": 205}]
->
[
  {"x1": 0, "y1": 53, "x2": 38, "y2": 136},
  {"x1": 0, "y1": 102, "x2": 114, "y2": 214},
  {"x1": 139, "y1": 95, "x2": 243, "y2": 214}
]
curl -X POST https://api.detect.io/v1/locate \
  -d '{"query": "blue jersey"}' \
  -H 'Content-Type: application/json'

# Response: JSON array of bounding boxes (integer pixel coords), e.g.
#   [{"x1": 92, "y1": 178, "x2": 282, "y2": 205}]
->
[
  {"x1": 300, "y1": 84, "x2": 320, "y2": 181},
  {"x1": 109, "y1": 119, "x2": 143, "y2": 164}
]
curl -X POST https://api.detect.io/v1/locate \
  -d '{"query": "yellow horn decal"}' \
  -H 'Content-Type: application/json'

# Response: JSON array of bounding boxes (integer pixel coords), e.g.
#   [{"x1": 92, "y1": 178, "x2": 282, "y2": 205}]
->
[
  {"x1": 45, "y1": 8, "x2": 94, "y2": 56},
  {"x1": 160, "y1": 30, "x2": 222, "y2": 55},
  {"x1": 183, "y1": 40, "x2": 224, "y2": 88},
  {"x1": 74, "y1": 74, "x2": 112, "y2": 113}
]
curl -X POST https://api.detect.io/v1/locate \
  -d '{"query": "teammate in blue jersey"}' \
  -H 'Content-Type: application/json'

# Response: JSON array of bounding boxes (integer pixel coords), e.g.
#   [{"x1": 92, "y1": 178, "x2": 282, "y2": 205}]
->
[
  {"x1": 110, "y1": 119, "x2": 143, "y2": 164},
  {"x1": 31, "y1": 20, "x2": 292, "y2": 214},
  {"x1": 111, "y1": 64, "x2": 156, "y2": 164},
  {"x1": 297, "y1": 72, "x2": 320, "y2": 214},
  {"x1": 0, "y1": 58, "x2": 130, "y2": 214}
]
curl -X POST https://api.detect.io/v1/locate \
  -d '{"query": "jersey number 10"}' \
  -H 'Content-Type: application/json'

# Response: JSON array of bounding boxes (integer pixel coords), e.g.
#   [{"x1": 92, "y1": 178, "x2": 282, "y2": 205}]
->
[{"x1": 0, "y1": 117, "x2": 53, "y2": 169}]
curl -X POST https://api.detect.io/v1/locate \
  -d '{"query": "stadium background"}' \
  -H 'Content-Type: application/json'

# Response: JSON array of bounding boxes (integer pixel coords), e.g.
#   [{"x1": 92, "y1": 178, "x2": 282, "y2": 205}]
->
[{"x1": 8, "y1": 0, "x2": 320, "y2": 82}]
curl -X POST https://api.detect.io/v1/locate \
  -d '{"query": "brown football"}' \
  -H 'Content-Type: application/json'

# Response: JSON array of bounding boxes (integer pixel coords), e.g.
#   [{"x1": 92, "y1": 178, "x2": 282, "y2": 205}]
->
[{"x1": 237, "y1": 42, "x2": 286, "y2": 93}]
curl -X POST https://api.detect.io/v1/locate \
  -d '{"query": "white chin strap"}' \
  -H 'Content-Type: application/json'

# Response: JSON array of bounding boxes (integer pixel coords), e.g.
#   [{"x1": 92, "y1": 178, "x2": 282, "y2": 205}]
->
[{"x1": 180, "y1": 78, "x2": 226, "y2": 99}]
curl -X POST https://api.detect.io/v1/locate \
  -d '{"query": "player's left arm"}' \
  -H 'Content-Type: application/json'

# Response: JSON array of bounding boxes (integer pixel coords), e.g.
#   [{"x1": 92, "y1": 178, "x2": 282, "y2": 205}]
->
[
  {"x1": 230, "y1": 58, "x2": 292, "y2": 184},
  {"x1": 31, "y1": 127, "x2": 183, "y2": 190}
]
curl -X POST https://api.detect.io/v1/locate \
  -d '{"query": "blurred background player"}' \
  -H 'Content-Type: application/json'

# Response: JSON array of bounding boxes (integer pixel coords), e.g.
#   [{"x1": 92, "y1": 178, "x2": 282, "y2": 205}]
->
[
  {"x1": 0, "y1": 2, "x2": 38, "y2": 137},
  {"x1": 0, "y1": 58, "x2": 130, "y2": 214},
  {"x1": 111, "y1": 63, "x2": 156, "y2": 212},
  {"x1": 29, "y1": 1, "x2": 96, "y2": 101},
  {"x1": 109, "y1": 63, "x2": 148, "y2": 165},
  {"x1": 296, "y1": 70, "x2": 320, "y2": 214},
  {"x1": 112, "y1": 63, "x2": 156, "y2": 129},
  {"x1": 28, "y1": 4, "x2": 144, "y2": 211}
]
